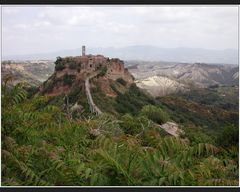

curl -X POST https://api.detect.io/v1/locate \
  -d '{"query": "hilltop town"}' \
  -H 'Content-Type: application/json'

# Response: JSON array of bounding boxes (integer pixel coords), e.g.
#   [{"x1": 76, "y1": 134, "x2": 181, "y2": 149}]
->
[
  {"x1": 53, "y1": 46, "x2": 133, "y2": 82},
  {"x1": 38, "y1": 46, "x2": 134, "y2": 99}
]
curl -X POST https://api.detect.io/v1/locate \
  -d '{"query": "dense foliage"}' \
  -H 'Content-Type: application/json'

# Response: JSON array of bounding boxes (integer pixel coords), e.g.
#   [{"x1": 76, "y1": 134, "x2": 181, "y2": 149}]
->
[
  {"x1": 116, "y1": 78, "x2": 127, "y2": 86},
  {"x1": 140, "y1": 105, "x2": 170, "y2": 124},
  {"x1": 1, "y1": 81, "x2": 239, "y2": 186},
  {"x1": 115, "y1": 84, "x2": 156, "y2": 115},
  {"x1": 55, "y1": 57, "x2": 65, "y2": 71},
  {"x1": 63, "y1": 74, "x2": 76, "y2": 86}
]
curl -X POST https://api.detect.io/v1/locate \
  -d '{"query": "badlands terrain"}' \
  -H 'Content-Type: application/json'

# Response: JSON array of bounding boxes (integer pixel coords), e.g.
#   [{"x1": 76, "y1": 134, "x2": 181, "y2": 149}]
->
[{"x1": 126, "y1": 61, "x2": 238, "y2": 97}]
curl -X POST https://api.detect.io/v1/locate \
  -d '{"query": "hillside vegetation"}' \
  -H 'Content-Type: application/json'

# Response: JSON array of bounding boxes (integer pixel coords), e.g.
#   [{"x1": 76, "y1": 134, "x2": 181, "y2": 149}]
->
[{"x1": 1, "y1": 75, "x2": 239, "y2": 186}]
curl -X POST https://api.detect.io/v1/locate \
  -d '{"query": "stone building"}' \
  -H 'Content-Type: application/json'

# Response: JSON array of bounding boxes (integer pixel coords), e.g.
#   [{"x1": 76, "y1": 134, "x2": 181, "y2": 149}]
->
[
  {"x1": 55, "y1": 46, "x2": 133, "y2": 82},
  {"x1": 79, "y1": 46, "x2": 126, "y2": 80}
]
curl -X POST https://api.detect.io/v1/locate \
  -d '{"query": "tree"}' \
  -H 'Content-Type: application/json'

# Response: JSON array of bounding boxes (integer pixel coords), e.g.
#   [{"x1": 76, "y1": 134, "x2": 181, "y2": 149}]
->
[{"x1": 55, "y1": 56, "x2": 65, "y2": 71}]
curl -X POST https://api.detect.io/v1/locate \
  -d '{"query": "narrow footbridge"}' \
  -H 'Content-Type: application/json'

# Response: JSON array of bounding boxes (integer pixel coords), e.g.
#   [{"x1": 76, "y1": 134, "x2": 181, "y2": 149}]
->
[{"x1": 85, "y1": 72, "x2": 102, "y2": 115}]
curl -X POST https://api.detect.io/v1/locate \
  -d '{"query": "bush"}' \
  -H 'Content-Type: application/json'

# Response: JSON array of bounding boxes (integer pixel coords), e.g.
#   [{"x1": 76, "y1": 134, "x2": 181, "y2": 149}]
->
[
  {"x1": 55, "y1": 63, "x2": 65, "y2": 71},
  {"x1": 216, "y1": 124, "x2": 239, "y2": 148},
  {"x1": 116, "y1": 78, "x2": 127, "y2": 86},
  {"x1": 68, "y1": 86, "x2": 82, "y2": 103},
  {"x1": 25, "y1": 86, "x2": 39, "y2": 98},
  {"x1": 140, "y1": 105, "x2": 170, "y2": 124},
  {"x1": 97, "y1": 66, "x2": 107, "y2": 77},
  {"x1": 119, "y1": 114, "x2": 150, "y2": 135},
  {"x1": 55, "y1": 56, "x2": 65, "y2": 71},
  {"x1": 42, "y1": 81, "x2": 55, "y2": 93},
  {"x1": 115, "y1": 84, "x2": 156, "y2": 115},
  {"x1": 2, "y1": 83, "x2": 239, "y2": 186},
  {"x1": 182, "y1": 125, "x2": 214, "y2": 145},
  {"x1": 63, "y1": 74, "x2": 75, "y2": 85}
]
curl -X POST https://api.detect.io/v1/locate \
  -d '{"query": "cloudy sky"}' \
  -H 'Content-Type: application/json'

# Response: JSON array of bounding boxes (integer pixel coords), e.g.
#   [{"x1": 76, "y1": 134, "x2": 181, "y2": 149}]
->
[{"x1": 2, "y1": 6, "x2": 239, "y2": 56}]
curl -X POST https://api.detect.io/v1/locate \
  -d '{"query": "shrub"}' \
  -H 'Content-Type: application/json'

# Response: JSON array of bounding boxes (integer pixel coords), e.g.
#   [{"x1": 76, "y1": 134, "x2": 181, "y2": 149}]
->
[
  {"x1": 140, "y1": 105, "x2": 170, "y2": 124},
  {"x1": 55, "y1": 63, "x2": 65, "y2": 71},
  {"x1": 25, "y1": 86, "x2": 39, "y2": 98},
  {"x1": 115, "y1": 84, "x2": 156, "y2": 115},
  {"x1": 2, "y1": 83, "x2": 239, "y2": 186},
  {"x1": 97, "y1": 66, "x2": 107, "y2": 77},
  {"x1": 68, "y1": 86, "x2": 82, "y2": 103},
  {"x1": 116, "y1": 78, "x2": 127, "y2": 86},
  {"x1": 63, "y1": 74, "x2": 75, "y2": 85},
  {"x1": 42, "y1": 81, "x2": 55, "y2": 93},
  {"x1": 55, "y1": 56, "x2": 65, "y2": 71},
  {"x1": 216, "y1": 124, "x2": 239, "y2": 148},
  {"x1": 119, "y1": 114, "x2": 149, "y2": 135}
]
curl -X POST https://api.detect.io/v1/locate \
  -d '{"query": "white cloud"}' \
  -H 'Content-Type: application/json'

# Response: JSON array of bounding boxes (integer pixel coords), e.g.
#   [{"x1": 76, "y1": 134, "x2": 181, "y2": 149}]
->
[{"x1": 2, "y1": 6, "x2": 238, "y2": 56}]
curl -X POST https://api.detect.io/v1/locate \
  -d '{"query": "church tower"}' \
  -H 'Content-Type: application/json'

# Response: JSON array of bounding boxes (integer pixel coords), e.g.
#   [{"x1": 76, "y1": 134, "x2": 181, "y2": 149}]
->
[{"x1": 82, "y1": 45, "x2": 86, "y2": 56}]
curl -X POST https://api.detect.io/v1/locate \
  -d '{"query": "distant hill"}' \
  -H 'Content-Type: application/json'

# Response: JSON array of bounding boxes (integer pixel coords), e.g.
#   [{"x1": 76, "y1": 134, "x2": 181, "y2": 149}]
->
[
  {"x1": 1, "y1": 60, "x2": 55, "y2": 86},
  {"x1": 127, "y1": 61, "x2": 239, "y2": 97},
  {"x1": 3, "y1": 46, "x2": 238, "y2": 65}
]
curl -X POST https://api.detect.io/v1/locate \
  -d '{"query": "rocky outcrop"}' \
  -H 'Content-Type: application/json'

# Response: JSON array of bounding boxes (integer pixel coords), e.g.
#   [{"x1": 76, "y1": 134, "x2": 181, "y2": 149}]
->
[{"x1": 159, "y1": 122, "x2": 184, "y2": 137}]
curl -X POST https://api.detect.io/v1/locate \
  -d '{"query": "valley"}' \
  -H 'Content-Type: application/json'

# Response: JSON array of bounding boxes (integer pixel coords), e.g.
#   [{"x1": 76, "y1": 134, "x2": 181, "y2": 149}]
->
[{"x1": 127, "y1": 60, "x2": 238, "y2": 97}]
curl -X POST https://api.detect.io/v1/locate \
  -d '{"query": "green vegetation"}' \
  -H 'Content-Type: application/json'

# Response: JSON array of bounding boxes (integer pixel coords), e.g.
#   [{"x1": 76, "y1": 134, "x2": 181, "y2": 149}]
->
[
  {"x1": 216, "y1": 124, "x2": 239, "y2": 148},
  {"x1": 2, "y1": 80, "x2": 239, "y2": 186},
  {"x1": 177, "y1": 86, "x2": 239, "y2": 111},
  {"x1": 55, "y1": 57, "x2": 65, "y2": 71},
  {"x1": 119, "y1": 114, "x2": 152, "y2": 135},
  {"x1": 116, "y1": 78, "x2": 127, "y2": 86},
  {"x1": 140, "y1": 105, "x2": 170, "y2": 124},
  {"x1": 91, "y1": 86, "x2": 117, "y2": 115},
  {"x1": 115, "y1": 84, "x2": 156, "y2": 115},
  {"x1": 96, "y1": 66, "x2": 107, "y2": 77},
  {"x1": 41, "y1": 80, "x2": 55, "y2": 94},
  {"x1": 55, "y1": 57, "x2": 82, "y2": 72},
  {"x1": 156, "y1": 95, "x2": 238, "y2": 136},
  {"x1": 63, "y1": 74, "x2": 76, "y2": 86}
]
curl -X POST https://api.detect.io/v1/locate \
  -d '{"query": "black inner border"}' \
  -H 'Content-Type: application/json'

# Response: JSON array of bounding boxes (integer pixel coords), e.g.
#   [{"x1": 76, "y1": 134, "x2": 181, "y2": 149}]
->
[
  {"x1": 1, "y1": 0, "x2": 240, "y2": 5},
  {"x1": 1, "y1": 0, "x2": 239, "y2": 191}
]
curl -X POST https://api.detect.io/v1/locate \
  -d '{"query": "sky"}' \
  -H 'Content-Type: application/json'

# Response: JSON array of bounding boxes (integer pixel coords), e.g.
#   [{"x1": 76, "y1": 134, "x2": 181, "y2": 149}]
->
[{"x1": 2, "y1": 6, "x2": 239, "y2": 56}]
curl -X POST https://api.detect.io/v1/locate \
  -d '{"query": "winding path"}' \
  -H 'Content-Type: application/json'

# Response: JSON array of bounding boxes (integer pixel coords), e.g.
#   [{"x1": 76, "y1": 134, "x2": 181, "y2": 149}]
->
[{"x1": 85, "y1": 72, "x2": 102, "y2": 115}]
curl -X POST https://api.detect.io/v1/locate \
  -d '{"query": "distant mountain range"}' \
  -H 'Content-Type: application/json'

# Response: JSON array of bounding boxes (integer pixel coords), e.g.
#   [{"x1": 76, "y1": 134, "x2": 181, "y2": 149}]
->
[{"x1": 3, "y1": 46, "x2": 238, "y2": 65}]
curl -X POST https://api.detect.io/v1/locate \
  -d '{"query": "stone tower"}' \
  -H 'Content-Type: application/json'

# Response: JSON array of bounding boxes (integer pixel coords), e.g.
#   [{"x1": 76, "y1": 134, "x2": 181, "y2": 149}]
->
[{"x1": 82, "y1": 45, "x2": 86, "y2": 56}]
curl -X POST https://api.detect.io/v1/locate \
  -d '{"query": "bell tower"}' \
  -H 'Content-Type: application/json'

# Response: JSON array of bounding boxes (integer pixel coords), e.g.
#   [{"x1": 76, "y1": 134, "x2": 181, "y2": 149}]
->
[{"x1": 82, "y1": 45, "x2": 86, "y2": 56}]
